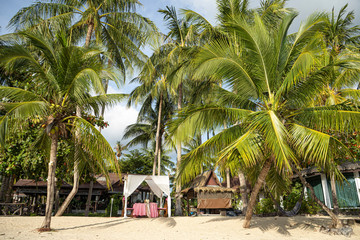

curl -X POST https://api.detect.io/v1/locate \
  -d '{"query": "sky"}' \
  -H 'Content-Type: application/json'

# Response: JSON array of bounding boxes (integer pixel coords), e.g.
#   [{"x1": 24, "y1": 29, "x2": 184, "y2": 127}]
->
[{"x1": 0, "y1": 0, "x2": 359, "y2": 154}]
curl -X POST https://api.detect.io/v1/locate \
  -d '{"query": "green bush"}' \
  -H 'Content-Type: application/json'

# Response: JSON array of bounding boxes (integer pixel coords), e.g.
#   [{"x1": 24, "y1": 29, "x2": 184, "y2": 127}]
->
[
  {"x1": 254, "y1": 197, "x2": 276, "y2": 215},
  {"x1": 105, "y1": 193, "x2": 122, "y2": 217},
  {"x1": 282, "y1": 182, "x2": 321, "y2": 215}
]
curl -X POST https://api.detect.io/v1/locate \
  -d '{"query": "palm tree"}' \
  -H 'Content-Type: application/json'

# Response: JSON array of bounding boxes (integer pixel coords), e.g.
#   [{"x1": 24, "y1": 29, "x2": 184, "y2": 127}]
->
[
  {"x1": 0, "y1": 30, "x2": 123, "y2": 229},
  {"x1": 169, "y1": 6, "x2": 360, "y2": 228},
  {"x1": 115, "y1": 141, "x2": 128, "y2": 159},
  {"x1": 10, "y1": 0, "x2": 154, "y2": 216},
  {"x1": 124, "y1": 92, "x2": 174, "y2": 175},
  {"x1": 9, "y1": 0, "x2": 154, "y2": 69},
  {"x1": 316, "y1": 4, "x2": 360, "y2": 214},
  {"x1": 159, "y1": 5, "x2": 205, "y2": 216},
  {"x1": 128, "y1": 39, "x2": 175, "y2": 176}
]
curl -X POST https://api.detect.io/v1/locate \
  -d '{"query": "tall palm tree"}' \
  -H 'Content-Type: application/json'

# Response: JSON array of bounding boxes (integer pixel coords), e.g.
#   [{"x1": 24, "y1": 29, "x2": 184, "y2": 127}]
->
[
  {"x1": 159, "y1": 5, "x2": 205, "y2": 216},
  {"x1": 312, "y1": 5, "x2": 360, "y2": 214},
  {"x1": 10, "y1": 0, "x2": 155, "y2": 216},
  {"x1": 0, "y1": 30, "x2": 123, "y2": 229},
  {"x1": 128, "y1": 39, "x2": 175, "y2": 176},
  {"x1": 124, "y1": 92, "x2": 174, "y2": 175},
  {"x1": 169, "y1": 7, "x2": 360, "y2": 228}
]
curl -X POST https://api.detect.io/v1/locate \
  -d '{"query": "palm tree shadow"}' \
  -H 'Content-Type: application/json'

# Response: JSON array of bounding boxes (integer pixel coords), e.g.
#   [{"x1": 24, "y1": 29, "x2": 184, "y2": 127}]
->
[
  {"x1": 250, "y1": 216, "x2": 327, "y2": 235},
  {"x1": 55, "y1": 218, "x2": 130, "y2": 231},
  {"x1": 152, "y1": 217, "x2": 177, "y2": 227},
  {"x1": 201, "y1": 216, "x2": 329, "y2": 236},
  {"x1": 203, "y1": 216, "x2": 242, "y2": 223}
]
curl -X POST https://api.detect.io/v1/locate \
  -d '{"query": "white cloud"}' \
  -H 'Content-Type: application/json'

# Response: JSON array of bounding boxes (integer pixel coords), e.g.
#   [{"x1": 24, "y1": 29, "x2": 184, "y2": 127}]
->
[
  {"x1": 101, "y1": 83, "x2": 139, "y2": 148},
  {"x1": 101, "y1": 103, "x2": 139, "y2": 148}
]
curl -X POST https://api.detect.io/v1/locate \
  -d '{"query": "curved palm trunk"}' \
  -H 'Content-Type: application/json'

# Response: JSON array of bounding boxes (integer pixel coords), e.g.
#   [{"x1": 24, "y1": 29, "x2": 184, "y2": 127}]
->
[
  {"x1": 330, "y1": 173, "x2": 339, "y2": 215},
  {"x1": 79, "y1": 21, "x2": 96, "y2": 216},
  {"x1": 294, "y1": 167, "x2": 342, "y2": 228},
  {"x1": 84, "y1": 79, "x2": 109, "y2": 216},
  {"x1": 154, "y1": 94, "x2": 163, "y2": 176},
  {"x1": 40, "y1": 133, "x2": 58, "y2": 230},
  {"x1": 243, "y1": 157, "x2": 273, "y2": 228},
  {"x1": 55, "y1": 160, "x2": 80, "y2": 216},
  {"x1": 175, "y1": 83, "x2": 183, "y2": 216},
  {"x1": 84, "y1": 180, "x2": 94, "y2": 216},
  {"x1": 56, "y1": 107, "x2": 81, "y2": 216},
  {"x1": 238, "y1": 170, "x2": 248, "y2": 213}
]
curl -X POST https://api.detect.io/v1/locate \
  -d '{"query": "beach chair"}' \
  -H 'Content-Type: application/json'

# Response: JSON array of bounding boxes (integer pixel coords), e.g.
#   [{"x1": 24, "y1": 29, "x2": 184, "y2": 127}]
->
[{"x1": 157, "y1": 199, "x2": 168, "y2": 217}]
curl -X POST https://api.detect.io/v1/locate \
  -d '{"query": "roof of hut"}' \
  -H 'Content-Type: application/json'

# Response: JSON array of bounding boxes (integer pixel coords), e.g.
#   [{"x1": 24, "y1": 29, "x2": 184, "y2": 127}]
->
[
  {"x1": 294, "y1": 161, "x2": 360, "y2": 178},
  {"x1": 181, "y1": 170, "x2": 236, "y2": 194}
]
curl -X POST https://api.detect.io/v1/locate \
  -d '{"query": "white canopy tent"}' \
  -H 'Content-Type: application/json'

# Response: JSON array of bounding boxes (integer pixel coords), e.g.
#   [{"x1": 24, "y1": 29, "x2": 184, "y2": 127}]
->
[{"x1": 123, "y1": 174, "x2": 171, "y2": 217}]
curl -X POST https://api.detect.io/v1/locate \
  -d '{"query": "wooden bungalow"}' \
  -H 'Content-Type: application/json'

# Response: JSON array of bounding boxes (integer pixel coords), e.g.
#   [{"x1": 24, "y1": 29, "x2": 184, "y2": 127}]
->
[
  {"x1": 181, "y1": 170, "x2": 236, "y2": 215},
  {"x1": 12, "y1": 173, "x2": 151, "y2": 215},
  {"x1": 297, "y1": 162, "x2": 360, "y2": 209}
]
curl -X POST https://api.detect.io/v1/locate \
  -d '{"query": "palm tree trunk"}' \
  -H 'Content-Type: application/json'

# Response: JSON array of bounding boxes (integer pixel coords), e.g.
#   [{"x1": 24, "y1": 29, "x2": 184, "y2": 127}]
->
[
  {"x1": 56, "y1": 160, "x2": 80, "y2": 216},
  {"x1": 152, "y1": 154, "x2": 157, "y2": 175},
  {"x1": 85, "y1": 21, "x2": 94, "y2": 47},
  {"x1": 40, "y1": 133, "x2": 58, "y2": 230},
  {"x1": 5, "y1": 174, "x2": 14, "y2": 203},
  {"x1": 157, "y1": 132, "x2": 163, "y2": 176},
  {"x1": 294, "y1": 167, "x2": 342, "y2": 228},
  {"x1": 226, "y1": 168, "x2": 231, "y2": 188},
  {"x1": 0, "y1": 175, "x2": 10, "y2": 202},
  {"x1": 243, "y1": 158, "x2": 272, "y2": 228},
  {"x1": 54, "y1": 186, "x2": 60, "y2": 214},
  {"x1": 81, "y1": 22, "x2": 96, "y2": 214},
  {"x1": 175, "y1": 83, "x2": 183, "y2": 216},
  {"x1": 238, "y1": 170, "x2": 248, "y2": 213},
  {"x1": 84, "y1": 180, "x2": 94, "y2": 216},
  {"x1": 55, "y1": 106, "x2": 82, "y2": 216},
  {"x1": 155, "y1": 94, "x2": 163, "y2": 176},
  {"x1": 330, "y1": 173, "x2": 339, "y2": 215}
]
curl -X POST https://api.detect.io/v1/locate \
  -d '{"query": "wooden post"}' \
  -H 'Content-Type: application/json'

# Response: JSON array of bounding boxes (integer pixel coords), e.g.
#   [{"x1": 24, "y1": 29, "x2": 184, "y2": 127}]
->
[{"x1": 187, "y1": 197, "x2": 190, "y2": 216}]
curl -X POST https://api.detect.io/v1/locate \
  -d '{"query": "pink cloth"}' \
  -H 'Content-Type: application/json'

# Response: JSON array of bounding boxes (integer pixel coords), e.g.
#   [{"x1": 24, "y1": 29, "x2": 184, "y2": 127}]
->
[
  {"x1": 132, "y1": 203, "x2": 158, "y2": 218},
  {"x1": 149, "y1": 203, "x2": 158, "y2": 218}
]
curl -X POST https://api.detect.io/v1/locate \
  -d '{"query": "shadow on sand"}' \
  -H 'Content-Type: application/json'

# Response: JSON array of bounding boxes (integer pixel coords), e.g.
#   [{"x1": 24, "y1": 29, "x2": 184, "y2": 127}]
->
[
  {"x1": 55, "y1": 218, "x2": 131, "y2": 231},
  {"x1": 151, "y1": 217, "x2": 177, "y2": 227},
  {"x1": 203, "y1": 215, "x2": 333, "y2": 236}
]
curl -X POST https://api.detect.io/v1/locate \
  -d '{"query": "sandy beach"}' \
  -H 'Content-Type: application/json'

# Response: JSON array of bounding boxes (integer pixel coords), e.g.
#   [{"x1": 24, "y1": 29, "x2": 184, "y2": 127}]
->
[{"x1": 0, "y1": 215, "x2": 359, "y2": 240}]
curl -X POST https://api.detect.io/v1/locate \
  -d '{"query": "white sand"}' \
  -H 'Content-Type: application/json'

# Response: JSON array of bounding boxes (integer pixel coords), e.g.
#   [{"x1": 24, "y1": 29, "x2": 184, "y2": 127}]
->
[{"x1": 0, "y1": 215, "x2": 359, "y2": 240}]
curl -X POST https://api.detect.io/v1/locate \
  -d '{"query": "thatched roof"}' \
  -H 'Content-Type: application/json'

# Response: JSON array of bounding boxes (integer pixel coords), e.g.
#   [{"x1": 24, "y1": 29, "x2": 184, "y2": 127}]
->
[
  {"x1": 194, "y1": 186, "x2": 237, "y2": 193},
  {"x1": 182, "y1": 170, "x2": 235, "y2": 194}
]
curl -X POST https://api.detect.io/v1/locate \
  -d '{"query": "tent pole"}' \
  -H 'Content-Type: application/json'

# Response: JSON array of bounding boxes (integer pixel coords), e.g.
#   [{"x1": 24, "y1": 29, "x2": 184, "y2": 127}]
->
[
  {"x1": 167, "y1": 196, "x2": 171, "y2": 217},
  {"x1": 123, "y1": 180, "x2": 128, "y2": 218}
]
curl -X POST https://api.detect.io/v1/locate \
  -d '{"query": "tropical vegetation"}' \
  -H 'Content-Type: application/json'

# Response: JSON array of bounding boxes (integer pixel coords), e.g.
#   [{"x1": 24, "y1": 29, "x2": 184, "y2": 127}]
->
[{"x1": 0, "y1": 0, "x2": 359, "y2": 231}]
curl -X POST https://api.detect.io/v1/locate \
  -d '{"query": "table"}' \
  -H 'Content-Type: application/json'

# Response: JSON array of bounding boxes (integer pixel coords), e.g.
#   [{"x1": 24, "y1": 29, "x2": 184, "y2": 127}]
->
[{"x1": 132, "y1": 202, "x2": 158, "y2": 218}]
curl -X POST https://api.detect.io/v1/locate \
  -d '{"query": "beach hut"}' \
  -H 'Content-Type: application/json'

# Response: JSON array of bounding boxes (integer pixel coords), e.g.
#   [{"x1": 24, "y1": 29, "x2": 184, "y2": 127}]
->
[
  {"x1": 296, "y1": 162, "x2": 360, "y2": 209},
  {"x1": 181, "y1": 170, "x2": 236, "y2": 215}
]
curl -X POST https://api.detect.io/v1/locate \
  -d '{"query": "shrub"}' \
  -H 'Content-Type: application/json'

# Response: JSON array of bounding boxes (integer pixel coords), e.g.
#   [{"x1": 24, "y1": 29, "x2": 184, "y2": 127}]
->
[
  {"x1": 105, "y1": 193, "x2": 122, "y2": 217},
  {"x1": 254, "y1": 197, "x2": 276, "y2": 215},
  {"x1": 283, "y1": 182, "x2": 321, "y2": 215}
]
